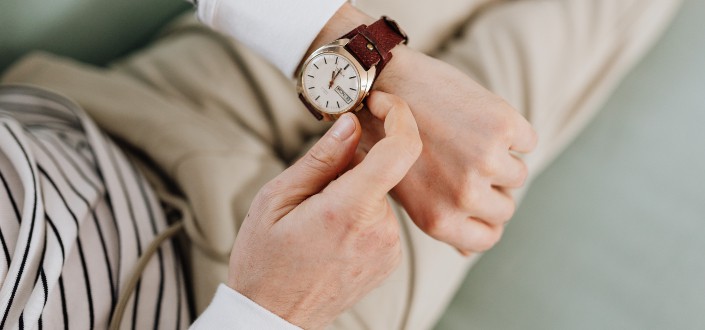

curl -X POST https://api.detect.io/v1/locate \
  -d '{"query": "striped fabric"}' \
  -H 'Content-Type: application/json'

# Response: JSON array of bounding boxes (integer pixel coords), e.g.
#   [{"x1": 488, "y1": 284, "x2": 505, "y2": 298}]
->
[{"x1": 0, "y1": 85, "x2": 189, "y2": 329}]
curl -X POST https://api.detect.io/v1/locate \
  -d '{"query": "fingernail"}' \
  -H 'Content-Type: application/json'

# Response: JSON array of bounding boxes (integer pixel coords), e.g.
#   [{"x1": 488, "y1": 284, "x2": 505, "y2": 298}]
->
[{"x1": 330, "y1": 114, "x2": 355, "y2": 140}]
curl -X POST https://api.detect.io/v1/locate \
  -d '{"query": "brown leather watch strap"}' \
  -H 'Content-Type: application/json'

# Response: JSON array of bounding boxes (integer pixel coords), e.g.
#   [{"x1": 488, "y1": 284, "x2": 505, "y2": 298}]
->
[
  {"x1": 343, "y1": 16, "x2": 408, "y2": 74},
  {"x1": 299, "y1": 93, "x2": 324, "y2": 120}
]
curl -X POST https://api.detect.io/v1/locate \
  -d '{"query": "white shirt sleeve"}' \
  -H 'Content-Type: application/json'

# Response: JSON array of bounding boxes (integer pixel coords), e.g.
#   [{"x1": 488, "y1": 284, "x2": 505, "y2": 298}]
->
[
  {"x1": 195, "y1": 0, "x2": 348, "y2": 78},
  {"x1": 191, "y1": 284, "x2": 302, "y2": 329}
]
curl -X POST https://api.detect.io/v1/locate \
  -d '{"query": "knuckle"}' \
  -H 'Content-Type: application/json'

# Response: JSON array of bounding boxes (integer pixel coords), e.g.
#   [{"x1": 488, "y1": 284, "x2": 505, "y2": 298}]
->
[
  {"x1": 527, "y1": 126, "x2": 539, "y2": 150},
  {"x1": 496, "y1": 113, "x2": 514, "y2": 135},
  {"x1": 496, "y1": 200, "x2": 516, "y2": 224},
  {"x1": 455, "y1": 182, "x2": 481, "y2": 210},
  {"x1": 480, "y1": 155, "x2": 500, "y2": 176},
  {"x1": 472, "y1": 148, "x2": 500, "y2": 176},
  {"x1": 342, "y1": 216, "x2": 364, "y2": 235},
  {"x1": 257, "y1": 180, "x2": 283, "y2": 203},
  {"x1": 515, "y1": 161, "x2": 529, "y2": 186},
  {"x1": 471, "y1": 226, "x2": 503, "y2": 252},
  {"x1": 419, "y1": 215, "x2": 452, "y2": 238},
  {"x1": 340, "y1": 205, "x2": 378, "y2": 235},
  {"x1": 500, "y1": 111, "x2": 525, "y2": 142},
  {"x1": 346, "y1": 199, "x2": 380, "y2": 221},
  {"x1": 351, "y1": 226, "x2": 391, "y2": 256},
  {"x1": 512, "y1": 112, "x2": 538, "y2": 151},
  {"x1": 488, "y1": 106, "x2": 514, "y2": 136},
  {"x1": 305, "y1": 143, "x2": 337, "y2": 172},
  {"x1": 252, "y1": 180, "x2": 291, "y2": 216},
  {"x1": 472, "y1": 236, "x2": 497, "y2": 252},
  {"x1": 321, "y1": 205, "x2": 340, "y2": 225}
]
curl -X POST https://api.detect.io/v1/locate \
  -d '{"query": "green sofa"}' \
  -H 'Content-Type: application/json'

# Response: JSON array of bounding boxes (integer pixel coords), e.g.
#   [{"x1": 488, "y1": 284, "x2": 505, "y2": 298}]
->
[{"x1": 2, "y1": 0, "x2": 703, "y2": 329}]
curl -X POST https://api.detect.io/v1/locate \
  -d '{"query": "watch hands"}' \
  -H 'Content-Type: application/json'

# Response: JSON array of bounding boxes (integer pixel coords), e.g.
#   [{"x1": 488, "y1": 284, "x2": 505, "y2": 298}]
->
[{"x1": 329, "y1": 68, "x2": 343, "y2": 89}]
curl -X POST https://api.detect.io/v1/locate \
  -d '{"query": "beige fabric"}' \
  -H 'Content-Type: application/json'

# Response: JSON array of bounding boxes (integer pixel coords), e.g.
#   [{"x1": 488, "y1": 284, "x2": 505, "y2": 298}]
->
[
  {"x1": 356, "y1": 0, "x2": 497, "y2": 53},
  {"x1": 1, "y1": 0, "x2": 681, "y2": 328}
]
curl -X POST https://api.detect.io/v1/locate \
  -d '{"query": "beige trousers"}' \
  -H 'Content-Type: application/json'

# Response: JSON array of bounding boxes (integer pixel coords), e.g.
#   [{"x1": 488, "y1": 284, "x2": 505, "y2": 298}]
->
[{"x1": 1, "y1": 0, "x2": 681, "y2": 328}]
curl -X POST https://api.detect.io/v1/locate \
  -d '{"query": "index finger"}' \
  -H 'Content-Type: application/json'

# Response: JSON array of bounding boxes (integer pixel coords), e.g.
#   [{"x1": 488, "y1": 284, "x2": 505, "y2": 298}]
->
[{"x1": 328, "y1": 91, "x2": 421, "y2": 200}]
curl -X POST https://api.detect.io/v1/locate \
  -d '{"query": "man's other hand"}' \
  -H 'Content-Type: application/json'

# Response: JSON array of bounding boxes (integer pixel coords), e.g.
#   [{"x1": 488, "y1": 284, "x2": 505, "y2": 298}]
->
[
  {"x1": 369, "y1": 48, "x2": 538, "y2": 255},
  {"x1": 228, "y1": 92, "x2": 421, "y2": 329}
]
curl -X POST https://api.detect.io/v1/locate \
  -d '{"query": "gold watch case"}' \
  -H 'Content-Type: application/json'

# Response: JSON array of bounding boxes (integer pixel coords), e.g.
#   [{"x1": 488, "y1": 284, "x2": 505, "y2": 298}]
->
[{"x1": 296, "y1": 39, "x2": 377, "y2": 121}]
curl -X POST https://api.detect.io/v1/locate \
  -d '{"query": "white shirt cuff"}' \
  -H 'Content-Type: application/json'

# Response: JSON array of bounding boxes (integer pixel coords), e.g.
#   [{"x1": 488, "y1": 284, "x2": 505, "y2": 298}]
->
[
  {"x1": 190, "y1": 284, "x2": 302, "y2": 329},
  {"x1": 196, "y1": 0, "x2": 348, "y2": 78}
]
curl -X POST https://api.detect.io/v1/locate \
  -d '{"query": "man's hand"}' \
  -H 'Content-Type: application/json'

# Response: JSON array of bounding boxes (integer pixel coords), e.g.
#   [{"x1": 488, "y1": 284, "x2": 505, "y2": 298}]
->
[
  {"x1": 370, "y1": 48, "x2": 537, "y2": 254},
  {"x1": 228, "y1": 92, "x2": 421, "y2": 329},
  {"x1": 309, "y1": 4, "x2": 537, "y2": 254}
]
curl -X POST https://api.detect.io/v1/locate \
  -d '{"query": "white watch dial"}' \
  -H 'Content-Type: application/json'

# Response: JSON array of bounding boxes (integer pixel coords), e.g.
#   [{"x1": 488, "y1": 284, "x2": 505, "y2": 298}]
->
[{"x1": 302, "y1": 53, "x2": 362, "y2": 114}]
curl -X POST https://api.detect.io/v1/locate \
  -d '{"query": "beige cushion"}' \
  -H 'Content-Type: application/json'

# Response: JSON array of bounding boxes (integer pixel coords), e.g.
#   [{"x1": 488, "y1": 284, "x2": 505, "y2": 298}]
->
[{"x1": 356, "y1": 0, "x2": 493, "y2": 52}]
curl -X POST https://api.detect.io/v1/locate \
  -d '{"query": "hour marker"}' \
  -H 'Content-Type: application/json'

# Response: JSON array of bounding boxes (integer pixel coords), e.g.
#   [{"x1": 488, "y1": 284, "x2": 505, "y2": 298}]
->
[
  {"x1": 313, "y1": 64, "x2": 319, "y2": 69},
  {"x1": 349, "y1": 76, "x2": 357, "y2": 79},
  {"x1": 315, "y1": 96, "x2": 320, "y2": 101},
  {"x1": 324, "y1": 57, "x2": 327, "y2": 64},
  {"x1": 335, "y1": 57, "x2": 338, "y2": 64},
  {"x1": 350, "y1": 87, "x2": 357, "y2": 91},
  {"x1": 337, "y1": 101, "x2": 340, "y2": 108},
  {"x1": 344, "y1": 64, "x2": 350, "y2": 70},
  {"x1": 307, "y1": 75, "x2": 314, "y2": 78},
  {"x1": 326, "y1": 101, "x2": 329, "y2": 108},
  {"x1": 308, "y1": 87, "x2": 315, "y2": 89}
]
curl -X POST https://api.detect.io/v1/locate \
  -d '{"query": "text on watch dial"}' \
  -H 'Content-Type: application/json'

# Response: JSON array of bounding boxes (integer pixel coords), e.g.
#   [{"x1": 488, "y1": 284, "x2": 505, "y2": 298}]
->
[{"x1": 303, "y1": 54, "x2": 362, "y2": 114}]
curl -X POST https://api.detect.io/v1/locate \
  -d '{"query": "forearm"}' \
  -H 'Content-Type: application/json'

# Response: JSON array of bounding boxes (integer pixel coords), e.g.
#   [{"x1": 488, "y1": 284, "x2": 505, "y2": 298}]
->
[{"x1": 193, "y1": 0, "x2": 348, "y2": 77}]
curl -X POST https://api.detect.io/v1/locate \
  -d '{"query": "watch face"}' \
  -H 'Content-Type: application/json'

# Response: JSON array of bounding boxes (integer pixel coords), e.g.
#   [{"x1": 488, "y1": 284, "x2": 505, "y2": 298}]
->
[{"x1": 302, "y1": 53, "x2": 362, "y2": 114}]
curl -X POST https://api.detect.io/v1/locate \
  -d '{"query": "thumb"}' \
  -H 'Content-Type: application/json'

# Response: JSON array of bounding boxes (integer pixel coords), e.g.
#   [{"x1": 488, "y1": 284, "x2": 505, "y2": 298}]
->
[
  {"x1": 271, "y1": 113, "x2": 361, "y2": 202},
  {"x1": 327, "y1": 92, "x2": 421, "y2": 202}
]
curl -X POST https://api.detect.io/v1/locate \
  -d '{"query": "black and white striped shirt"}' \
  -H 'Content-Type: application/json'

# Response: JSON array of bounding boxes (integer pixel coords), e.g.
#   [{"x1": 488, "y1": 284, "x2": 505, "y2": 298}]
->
[{"x1": 0, "y1": 85, "x2": 189, "y2": 329}]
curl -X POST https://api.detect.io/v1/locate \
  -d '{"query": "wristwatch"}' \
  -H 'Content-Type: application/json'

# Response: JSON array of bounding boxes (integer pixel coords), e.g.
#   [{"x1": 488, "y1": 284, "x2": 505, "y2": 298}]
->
[{"x1": 297, "y1": 16, "x2": 408, "y2": 121}]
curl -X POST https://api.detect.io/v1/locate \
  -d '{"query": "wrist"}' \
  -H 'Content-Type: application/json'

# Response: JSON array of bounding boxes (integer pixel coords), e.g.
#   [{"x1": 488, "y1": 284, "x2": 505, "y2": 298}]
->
[
  {"x1": 358, "y1": 46, "x2": 414, "y2": 130},
  {"x1": 306, "y1": 4, "x2": 376, "y2": 57},
  {"x1": 307, "y1": 4, "x2": 412, "y2": 92},
  {"x1": 370, "y1": 44, "x2": 414, "y2": 93}
]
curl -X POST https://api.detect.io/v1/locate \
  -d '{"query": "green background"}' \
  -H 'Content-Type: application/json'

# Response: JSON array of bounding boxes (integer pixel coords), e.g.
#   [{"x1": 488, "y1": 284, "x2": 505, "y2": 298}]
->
[
  {"x1": 437, "y1": 0, "x2": 705, "y2": 329},
  {"x1": 0, "y1": 0, "x2": 188, "y2": 71}
]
